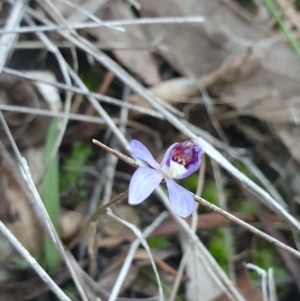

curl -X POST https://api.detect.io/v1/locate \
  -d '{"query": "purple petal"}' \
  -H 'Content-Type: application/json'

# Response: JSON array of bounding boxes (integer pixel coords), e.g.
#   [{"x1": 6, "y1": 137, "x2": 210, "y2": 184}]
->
[
  {"x1": 160, "y1": 143, "x2": 179, "y2": 168},
  {"x1": 161, "y1": 141, "x2": 204, "y2": 180},
  {"x1": 165, "y1": 178, "x2": 195, "y2": 218},
  {"x1": 129, "y1": 140, "x2": 160, "y2": 169},
  {"x1": 175, "y1": 158, "x2": 202, "y2": 180},
  {"x1": 129, "y1": 167, "x2": 163, "y2": 205}
]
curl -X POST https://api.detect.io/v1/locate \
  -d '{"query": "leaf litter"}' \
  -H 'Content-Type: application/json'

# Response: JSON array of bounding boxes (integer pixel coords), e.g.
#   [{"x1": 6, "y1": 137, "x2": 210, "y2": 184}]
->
[{"x1": 1, "y1": 0, "x2": 300, "y2": 300}]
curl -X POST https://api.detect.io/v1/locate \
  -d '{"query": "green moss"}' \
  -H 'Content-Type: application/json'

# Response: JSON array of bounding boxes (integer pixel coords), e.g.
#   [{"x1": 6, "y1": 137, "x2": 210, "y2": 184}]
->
[
  {"x1": 60, "y1": 142, "x2": 92, "y2": 193},
  {"x1": 82, "y1": 71, "x2": 103, "y2": 92},
  {"x1": 234, "y1": 201, "x2": 255, "y2": 215},
  {"x1": 252, "y1": 246, "x2": 286, "y2": 280},
  {"x1": 207, "y1": 228, "x2": 228, "y2": 273},
  {"x1": 147, "y1": 236, "x2": 171, "y2": 249},
  {"x1": 182, "y1": 174, "x2": 199, "y2": 193},
  {"x1": 202, "y1": 183, "x2": 219, "y2": 206}
]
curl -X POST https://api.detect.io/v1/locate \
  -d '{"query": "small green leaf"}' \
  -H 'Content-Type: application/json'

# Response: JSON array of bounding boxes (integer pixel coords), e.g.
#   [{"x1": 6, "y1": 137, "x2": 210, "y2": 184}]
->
[
  {"x1": 82, "y1": 71, "x2": 103, "y2": 92},
  {"x1": 147, "y1": 236, "x2": 171, "y2": 249}
]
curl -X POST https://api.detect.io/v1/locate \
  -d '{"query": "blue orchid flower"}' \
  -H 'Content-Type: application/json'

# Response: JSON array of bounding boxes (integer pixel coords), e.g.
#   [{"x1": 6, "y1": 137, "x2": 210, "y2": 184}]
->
[{"x1": 128, "y1": 140, "x2": 204, "y2": 218}]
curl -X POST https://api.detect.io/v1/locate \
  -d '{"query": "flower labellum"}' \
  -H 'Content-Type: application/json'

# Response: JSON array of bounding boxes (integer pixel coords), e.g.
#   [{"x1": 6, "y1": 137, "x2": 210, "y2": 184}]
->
[{"x1": 128, "y1": 140, "x2": 204, "y2": 218}]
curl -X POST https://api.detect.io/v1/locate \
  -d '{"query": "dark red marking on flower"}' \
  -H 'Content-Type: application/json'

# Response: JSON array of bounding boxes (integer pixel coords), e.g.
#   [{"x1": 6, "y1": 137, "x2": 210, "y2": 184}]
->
[{"x1": 171, "y1": 141, "x2": 200, "y2": 168}]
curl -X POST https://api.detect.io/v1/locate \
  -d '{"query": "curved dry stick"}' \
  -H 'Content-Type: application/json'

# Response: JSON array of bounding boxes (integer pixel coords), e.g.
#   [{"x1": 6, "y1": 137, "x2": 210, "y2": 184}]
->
[{"x1": 0, "y1": 220, "x2": 71, "y2": 301}]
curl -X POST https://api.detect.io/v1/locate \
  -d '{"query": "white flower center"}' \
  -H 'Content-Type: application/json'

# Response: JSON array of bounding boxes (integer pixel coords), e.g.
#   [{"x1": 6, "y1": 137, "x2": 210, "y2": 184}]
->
[{"x1": 161, "y1": 160, "x2": 187, "y2": 179}]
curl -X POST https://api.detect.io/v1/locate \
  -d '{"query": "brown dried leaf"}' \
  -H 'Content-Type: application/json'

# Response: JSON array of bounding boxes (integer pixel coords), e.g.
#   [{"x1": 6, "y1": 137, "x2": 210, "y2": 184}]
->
[
  {"x1": 275, "y1": 0, "x2": 300, "y2": 31},
  {"x1": 6, "y1": 185, "x2": 42, "y2": 257},
  {"x1": 139, "y1": 0, "x2": 264, "y2": 77},
  {"x1": 0, "y1": 162, "x2": 42, "y2": 257},
  {"x1": 215, "y1": 267, "x2": 263, "y2": 301},
  {"x1": 221, "y1": 65, "x2": 300, "y2": 125},
  {"x1": 128, "y1": 51, "x2": 260, "y2": 112},
  {"x1": 0, "y1": 74, "x2": 50, "y2": 148},
  {"x1": 276, "y1": 125, "x2": 300, "y2": 163},
  {"x1": 129, "y1": 77, "x2": 198, "y2": 108},
  {"x1": 91, "y1": 0, "x2": 160, "y2": 85},
  {"x1": 0, "y1": 267, "x2": 72, "y2": 300},
  {"x1": 103, "y1": 204, "x2": 141, "y2": 237},
  {"x1": 60, "y1": 210, "x2": 83, "y2": 240},
  {"x1": 99, "y1": 265, "x2": 138, "y2": 294},
  {"x1": 0, "y1": 231, "x2": 15, "y2": 271},
  {"x1": 139, "y1": 0, "x2": 300, "y2": 127},
  {"x1": 218, "y1": 46, "x2": 300, "y2": 163},
  {"x1": 138, "y1": 0, "x2": 300, "y2": 112},
  {"x1": 134, "y1": 249, "x2": 188, "y2": 281},
  {"x1": 98, "y1": 253, "x2": 138, "y2": 294},
  {"x1": 97, "y1": 212, "x2": 281, "y2": 248},
  {"x1": 181, "y1": 233, "x2": 223, "y2": 301}
]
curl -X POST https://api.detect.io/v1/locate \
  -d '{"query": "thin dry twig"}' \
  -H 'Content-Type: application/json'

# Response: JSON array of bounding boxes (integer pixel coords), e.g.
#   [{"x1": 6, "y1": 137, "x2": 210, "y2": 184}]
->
[
  {"x1": 194, "y1": 197, "x2": 300, "y2": 260},
  {"x1": 245, "y1": 263, "x2": 268, "y2": 301},
  {"x1": 25, "y1": 4, "x2": 184, "y2": 118},
  {"x1": 88, "y1": 102, "x2": 127, "y2": 275},
  {"x1": 86, "y1": 156, "x2": 111, "y2": 218},
  {"x1": 93, "y1": 139, "x2": 139, "y2": 167},
  {"x1": 68, "y1": 190, "x2": 129, "y2": 250},
  {"x1": 13, "y1": 39, "x2": 159, "y2": 50},
  {"x1": 106, "y1": 208, "x2": 164, "y2": 301},
  {"x1": 65, "y1": 0, "x2": 110, "y2": 24},
  {"x1": 0, "y1": 16, "x2": 206, "y2": 34},
  {"x1": 0, "y1": 103, "x2": 162, "y2": 129},
  {"x1": 102, "y1": 86, "x2": 130, "y2": 205},
  {"x1": 57, "y1": 0, "x2": 116, "y2": 30},
  {"x1": 0, "y1": 0, "x2": 27, "y2": 72},
  {"x1": 254, "y1": 204, "x2": 300, "y2": 292},
  {"x1": 157, "y1": 45, "x2": 229, "y2": 145},
  {"x1": 211, "y1": 159, "x2": 236, "y2": 282},
  {"x1": 0, "y1": 220, "x2": 71, "y2": 301},
  {"x1": 108, "y1": 211, "x2": 168, "y2": 301},
  {"x1": 155, "y1": 188, "x2": 245, "y2": 301},
  {"x1": 169, "y1": 156, "x2": 206, "y2": 301},
  {"x1": 23, "y1": 14, "x2": 73, "y2": 161},
  {"x1": 65, "y1": 62, "x2": 130, "y2": 148},
  {"x1": 2, "y1": 68, "x2": 163, "y2": 119},
  {"x1": 237, "y1": 156, "x2": 287, "y2": 210},
  {"x1": 35, "y1": 0, "x2": 149, "y2": 151},
  {"x1": 268, "y1": 268, "x2": 278, "y2": 301}
]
